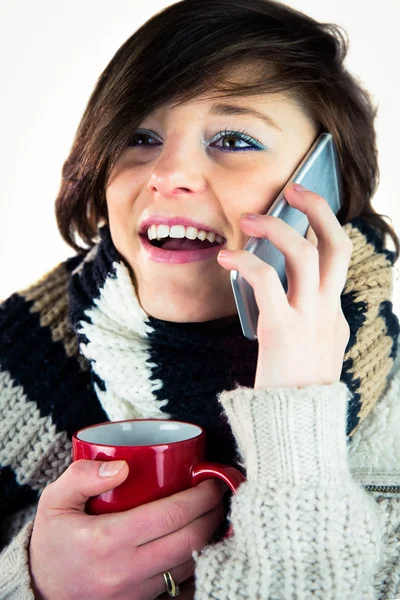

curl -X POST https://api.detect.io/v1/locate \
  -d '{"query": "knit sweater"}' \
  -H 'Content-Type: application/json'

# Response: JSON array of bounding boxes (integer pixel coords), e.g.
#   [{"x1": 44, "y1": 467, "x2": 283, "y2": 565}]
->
[{"x1": 1, "y1": 217, "x2": 400, "y2": 599}]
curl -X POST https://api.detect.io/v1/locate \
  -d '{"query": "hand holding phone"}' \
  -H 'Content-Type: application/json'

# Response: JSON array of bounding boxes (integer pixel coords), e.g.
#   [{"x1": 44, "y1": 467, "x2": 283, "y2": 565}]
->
[
  {"x1": 229, "y1": 132, "x2": 343, "y2": 340},
  {"x1": 217, "y1": 137, "x2": 352, "y2": 389}
]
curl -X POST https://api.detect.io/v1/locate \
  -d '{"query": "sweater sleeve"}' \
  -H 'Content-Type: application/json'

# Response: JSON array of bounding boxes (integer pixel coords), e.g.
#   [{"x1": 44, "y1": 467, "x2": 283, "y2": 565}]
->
[
  {"x1": 193, "y1": 382, "x2": 387, "y2": 600},
  {"x1": 0, "y1": 520, "x2": 35, "y2": 599}
]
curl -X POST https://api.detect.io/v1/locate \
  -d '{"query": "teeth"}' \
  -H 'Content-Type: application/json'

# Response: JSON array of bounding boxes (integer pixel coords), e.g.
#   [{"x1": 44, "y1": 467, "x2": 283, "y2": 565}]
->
[
  {"x1": 156, "y1": 224, "x2": 169, "y2": 239},
  {"x1": 146, "y1": 224, "x2": 225, "y2": 244},
  {"x1": 169, "y1": 225, "x2": 186, "y2": 238},
  {"x1": 186, "y1": 227, "x2": 198, "y2": 240},
  {"x1": 206, "y1": 232, "x2": 215, "y2": 243}
]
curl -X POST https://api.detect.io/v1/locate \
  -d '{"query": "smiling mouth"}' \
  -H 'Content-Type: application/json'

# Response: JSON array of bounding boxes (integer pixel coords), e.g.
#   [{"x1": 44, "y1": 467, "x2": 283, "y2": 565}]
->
[{"x1": 143, "y1": 236, "x2": 222, "y2": 251}]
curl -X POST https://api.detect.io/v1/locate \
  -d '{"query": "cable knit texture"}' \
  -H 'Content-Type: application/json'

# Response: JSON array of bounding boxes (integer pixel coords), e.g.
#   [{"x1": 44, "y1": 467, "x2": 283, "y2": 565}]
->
[
  {"x1": 193, "y1": 384, "x2": 385, "y2": 599},
  {"x1": 0, "y1": 217, "x2": 400, "y2": 599}
]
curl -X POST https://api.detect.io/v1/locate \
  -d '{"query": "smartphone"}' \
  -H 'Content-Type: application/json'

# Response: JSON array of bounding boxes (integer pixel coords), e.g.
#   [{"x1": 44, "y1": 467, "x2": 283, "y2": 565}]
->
[{"x1": 230, "y1": 131, "x2": 343, "y2": 341}]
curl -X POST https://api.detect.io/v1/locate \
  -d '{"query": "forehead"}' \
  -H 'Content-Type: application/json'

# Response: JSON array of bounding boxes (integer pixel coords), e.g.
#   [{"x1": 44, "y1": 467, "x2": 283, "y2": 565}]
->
[
  {"x1": 148, "y1": 92, "x2": 314, "y2": 136},
  {"x1": 141, "y1": 60, "x2": 318, "y2": 135},
  {"x1": 153, "y1": 62, "x2": 308, "y2": 118}
]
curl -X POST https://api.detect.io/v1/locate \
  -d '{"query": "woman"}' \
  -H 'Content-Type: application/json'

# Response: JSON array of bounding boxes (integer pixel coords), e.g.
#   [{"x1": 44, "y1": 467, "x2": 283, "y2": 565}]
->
[{"x1": 1, "y1": 0, "x2": 400, "y2": 598}]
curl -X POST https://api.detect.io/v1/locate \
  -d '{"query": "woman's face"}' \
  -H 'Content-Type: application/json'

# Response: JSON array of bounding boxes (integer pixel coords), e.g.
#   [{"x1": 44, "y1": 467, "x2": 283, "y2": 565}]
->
[{"x1": 106, "y1": 89, "x2": 319, "y2": 323}]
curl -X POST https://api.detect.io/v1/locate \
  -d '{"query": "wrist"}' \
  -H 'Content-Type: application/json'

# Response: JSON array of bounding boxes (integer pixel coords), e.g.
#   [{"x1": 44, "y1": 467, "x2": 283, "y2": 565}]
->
[{"x1": 219, "y1": 381, "x2": 351, "y2": 485}]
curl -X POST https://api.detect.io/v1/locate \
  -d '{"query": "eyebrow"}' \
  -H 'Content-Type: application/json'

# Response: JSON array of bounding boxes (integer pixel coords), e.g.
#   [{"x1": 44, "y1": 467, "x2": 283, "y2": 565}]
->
[{"x1": 209, "y1": 103, "x2": 283, "y2": 132}]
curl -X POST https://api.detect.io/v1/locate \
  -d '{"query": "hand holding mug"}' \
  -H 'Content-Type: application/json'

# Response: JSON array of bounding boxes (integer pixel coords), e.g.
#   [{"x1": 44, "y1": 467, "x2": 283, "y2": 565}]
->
[
  {"x1": 29, "y1": 460, "x2": 227, "y2": 600},
  {"x1": 29, "y1": 420, "x2": 245, "y2": 600}
]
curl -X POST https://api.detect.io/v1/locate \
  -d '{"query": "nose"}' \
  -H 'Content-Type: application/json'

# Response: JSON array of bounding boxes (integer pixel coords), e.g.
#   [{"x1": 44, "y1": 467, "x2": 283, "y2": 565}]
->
[{"x1": 146, "y1": 134, "x2": 207, "y2": 198}]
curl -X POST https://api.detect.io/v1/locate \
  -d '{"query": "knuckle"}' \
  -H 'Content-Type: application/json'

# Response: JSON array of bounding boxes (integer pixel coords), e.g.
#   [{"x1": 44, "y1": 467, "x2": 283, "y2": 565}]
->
[
  {"x1": 260, "y1": 262, "x2": 280, "y2": 280},
  {"x1": 308, "y1": 194, "x2": 324, "y2": 209},
  {"x1": 38, "y1": 483, "x2": 52, "y2": 506},
  {"x1": 244, "y1": 251, "x2": 276, "y2": 279},
  {"x1": 76, "y1": 519, "x2": 116, "y2": 560},
  {"x1": 335, "y1": 237, "x2": 353, "y2": 256},
  {"x1": 198, "y1": 479, "x2": 225, "y2": 503},
  {"x1": 197, "y1": 479, "x2": 215, "y2": 491},
  {"x1": 186, "y1": 527, "x2": 205, "y2": 553},
  {"x1": 78, "y1": 522, "x2": 106, "y2": 556},
  {"x1": 91, "y1": 526, "x2": 111, "y2": 559},
  {"x1": 38, "y1": 481, "x2": 57, "y2": 510},
  {"x1": 83, "y1": 564, "x2": 121, "y2": 598},
  {"x1": 68, "y1": 459, "x2": 90, "y2": 476},
  {"x1": 97, "y1": 568, "x2": 125, "y2": 596},
  {"x1": 163, "y1": 501, "x2": 189, "y2": 532},
  {"x1": 187, "y1": 503, "x2": 225, "y2": 554},
  {"x1": 300, "y1": 241, "x2": 319, "y2": 260}
]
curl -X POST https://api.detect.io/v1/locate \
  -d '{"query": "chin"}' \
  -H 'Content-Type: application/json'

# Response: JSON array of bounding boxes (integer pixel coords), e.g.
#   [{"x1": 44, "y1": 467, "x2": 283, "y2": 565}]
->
[
  {"x1": 136, "y1": 272, "x2": 237, "y2": 323},
  {"x1": 143, "y1": 305, "x2": 222, "y2": 323},
  {"x1": 139, "y1": 295, "x2": 236, "y2": 324}
]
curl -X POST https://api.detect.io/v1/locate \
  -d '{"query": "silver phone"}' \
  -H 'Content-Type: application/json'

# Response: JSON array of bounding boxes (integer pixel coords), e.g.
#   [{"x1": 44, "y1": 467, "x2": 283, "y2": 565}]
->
[{"x1": 230, "y1": 131, "x2": 343, "y2": 341}]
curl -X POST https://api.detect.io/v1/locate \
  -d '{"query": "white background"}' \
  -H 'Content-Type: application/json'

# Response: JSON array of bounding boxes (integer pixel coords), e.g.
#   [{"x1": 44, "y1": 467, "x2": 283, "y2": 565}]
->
[{"x1": 1, "y1": 0, "x2": 399, "y2": 311}]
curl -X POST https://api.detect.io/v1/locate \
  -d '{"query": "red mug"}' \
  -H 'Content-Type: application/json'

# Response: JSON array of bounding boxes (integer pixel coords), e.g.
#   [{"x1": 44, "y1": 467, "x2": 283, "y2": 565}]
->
[{"x1": 72, "y1": 419, "x2": 246, "y2": 536}]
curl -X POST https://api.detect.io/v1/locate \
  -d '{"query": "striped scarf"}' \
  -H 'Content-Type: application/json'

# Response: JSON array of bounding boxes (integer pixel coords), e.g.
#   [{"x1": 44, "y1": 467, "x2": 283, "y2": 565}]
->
[
  {"x1": 0, "y1": 215, "x2": 398, "y2": 547},
  {"x1": 68, "y1": 217, "x2": 399, "y2": 472}
]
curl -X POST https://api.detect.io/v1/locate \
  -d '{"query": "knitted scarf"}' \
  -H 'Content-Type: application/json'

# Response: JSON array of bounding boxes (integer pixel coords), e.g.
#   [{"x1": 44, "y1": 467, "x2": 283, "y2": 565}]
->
[
  {"x1": 67, "y1": 216, "x2": 399, "y2": 476},
  {"x1": 0, "y1": 214, "x2": 399, "y2": 548}
]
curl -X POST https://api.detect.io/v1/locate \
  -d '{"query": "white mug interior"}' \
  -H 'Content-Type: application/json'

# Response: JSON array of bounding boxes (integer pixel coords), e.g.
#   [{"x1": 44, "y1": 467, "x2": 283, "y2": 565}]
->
[{"x1": 77, "y1": 420, "x2": 202, "y2": 447}]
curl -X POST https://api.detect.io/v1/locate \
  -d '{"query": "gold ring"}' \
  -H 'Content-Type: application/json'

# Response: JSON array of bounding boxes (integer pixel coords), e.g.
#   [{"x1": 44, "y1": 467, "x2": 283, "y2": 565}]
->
[{"x1": 162, "y1": 571, "x2": 180, "y2": 597}]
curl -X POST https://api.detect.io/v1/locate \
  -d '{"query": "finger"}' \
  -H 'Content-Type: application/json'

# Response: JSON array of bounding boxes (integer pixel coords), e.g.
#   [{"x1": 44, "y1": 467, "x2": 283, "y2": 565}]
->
[
  {"x1": 136, "y1": 500, "x2": 224, "y2": 577},
  {"x1": 284, "y1": 183, "x2": 353, "y2": 299},
  {"x1": 105, "y1": 479, "x2": 225, "y2": 546},
  {"x1": 148, "y1": 560, "x2": 194, "y2": 600},
  {"x1": 218, "y1": 244, "x2": 289, "y2": 320},
  {"x1": 238, "y1": 214, "x2": 319, "y2": 313},
  {"x1": 306, "y1": 225, "x2": 318, "y2": 247},
  {"x1": 41, "y1": 460, "x2": 129, "y2": 513}
]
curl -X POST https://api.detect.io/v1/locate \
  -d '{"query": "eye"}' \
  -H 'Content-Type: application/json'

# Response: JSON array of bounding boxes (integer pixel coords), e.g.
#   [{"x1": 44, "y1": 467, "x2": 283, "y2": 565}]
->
[
  {"x1": 126, "y1": 130, "x2": 161, "y2": 147},
  {"x1": 126, "y1": 128, "x2": 266, "y2": 152},
  {"x1": 208, "y1": 129, "x2": 266, "y2": 153}
]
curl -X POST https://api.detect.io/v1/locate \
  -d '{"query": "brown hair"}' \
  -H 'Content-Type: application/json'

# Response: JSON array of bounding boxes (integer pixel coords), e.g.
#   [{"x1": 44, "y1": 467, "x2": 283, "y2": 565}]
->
[{"x1": 55, "y1": 0, "x2": 399, "y2": 261}]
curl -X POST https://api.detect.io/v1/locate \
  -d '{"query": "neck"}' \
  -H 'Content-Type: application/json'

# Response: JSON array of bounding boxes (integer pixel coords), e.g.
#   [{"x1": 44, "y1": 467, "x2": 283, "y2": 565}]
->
[{"x1": 190, "y1": 314, "x2": 240, "y2": 331}]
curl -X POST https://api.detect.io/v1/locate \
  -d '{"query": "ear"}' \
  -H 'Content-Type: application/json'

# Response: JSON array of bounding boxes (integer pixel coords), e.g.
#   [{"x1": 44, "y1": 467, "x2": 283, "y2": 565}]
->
[{"x1": 305, "y1": 225, "x2": 318, "y2": 247}]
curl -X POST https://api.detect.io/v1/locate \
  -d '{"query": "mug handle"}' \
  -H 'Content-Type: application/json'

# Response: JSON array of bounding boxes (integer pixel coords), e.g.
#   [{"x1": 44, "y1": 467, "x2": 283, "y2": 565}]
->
[{"x1": 191, "y1": 462, "x2": 246, "y2": 539}]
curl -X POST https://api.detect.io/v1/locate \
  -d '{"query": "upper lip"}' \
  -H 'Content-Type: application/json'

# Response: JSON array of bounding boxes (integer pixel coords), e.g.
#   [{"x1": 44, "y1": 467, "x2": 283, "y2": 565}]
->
[{"x1": 139, "y1": 216, "x2": 226, "y2": 239}]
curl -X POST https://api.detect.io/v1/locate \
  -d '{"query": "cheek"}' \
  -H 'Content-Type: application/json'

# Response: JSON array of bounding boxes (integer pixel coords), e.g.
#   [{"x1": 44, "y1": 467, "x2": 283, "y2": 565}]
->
[
  {"x1": 223, "y1": 161, "x2": 283, "y2": 211},
  {"x1": 106, "y1": 186, "x2": 131, "y2": 214},
  {"x1": 105, "y1": 175, "x2": 139, "y2": 227},
  {"x1": 105, "y1": 194, "x2": 137, "y2": 261},
  {"x1": 222, "y1": 174, "x2": 284, "y2": 249},
  {"x1": 224, "y1": 184, "x2": 278, "y2": 239}
]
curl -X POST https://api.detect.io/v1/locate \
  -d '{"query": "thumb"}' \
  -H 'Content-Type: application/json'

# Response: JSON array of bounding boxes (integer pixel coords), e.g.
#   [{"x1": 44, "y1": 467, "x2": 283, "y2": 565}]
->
[{"x1": 42, "y1": 459, "x2": 129, "y2": 513}]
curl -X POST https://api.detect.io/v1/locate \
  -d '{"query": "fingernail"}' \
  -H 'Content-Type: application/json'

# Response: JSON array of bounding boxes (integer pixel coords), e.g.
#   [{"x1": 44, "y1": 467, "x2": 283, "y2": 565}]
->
[
  {"x1": 240, "y1": 212, "x2": 260, "y2": 219},
  {"x1": 218, "y1": 250, "x2": 232, "y2": 260},
  {"x1": 292, "y1": 183, "x2": 306, "y2": 192},
  {"x1": 98, "y1": 460, "x2": 126, "y2": 477}
]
